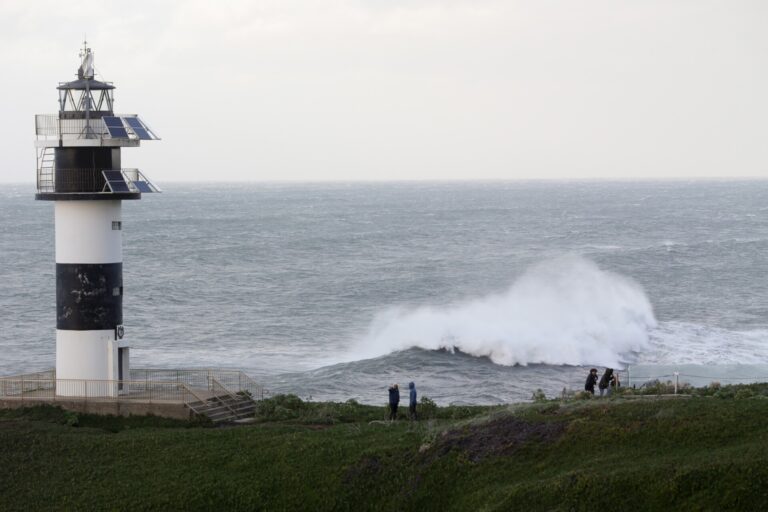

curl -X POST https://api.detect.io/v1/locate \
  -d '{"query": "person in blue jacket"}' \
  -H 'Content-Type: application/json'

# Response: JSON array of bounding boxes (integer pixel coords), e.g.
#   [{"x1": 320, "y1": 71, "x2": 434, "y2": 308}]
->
[
  {"x1": 388, "y1": 384, "x2": 400, "y2": 420},
  {"x1": 408, "y1": 381, "x2": 418, "y2": 420}
]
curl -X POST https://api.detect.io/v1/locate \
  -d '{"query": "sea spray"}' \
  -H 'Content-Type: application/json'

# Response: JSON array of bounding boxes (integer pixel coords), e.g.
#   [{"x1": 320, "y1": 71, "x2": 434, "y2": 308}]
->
[
  {"x1": 646, "y1": 322, "x2": 768, "y2": 365},
  {"x1": 350, "y1": 256, "x2": 657, "y2": 367}
]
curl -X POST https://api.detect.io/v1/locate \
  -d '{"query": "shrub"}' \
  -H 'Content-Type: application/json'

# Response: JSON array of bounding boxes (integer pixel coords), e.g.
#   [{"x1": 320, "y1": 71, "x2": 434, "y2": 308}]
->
[
  {"x1": 714, "y1": 386, "x2": 737, "y2": 400},
  {"x1": 272, "y1": 394, "x2": 307, "y2": 410},
  {"x1": 254, "y1": 394, "x2": 303, "y2": 421},
  {"x1": 735, "y1": 388, "x2": 756, "y2": 400},
  {"x1": 64, "y1": 411, "x2": 79, "y2": 427},
  {"x1": 638, "y1": 379, "x2": 675, "y2": 395},
  {"x1": 419, "y1": 396, "x2": 438, "y2": 419},
  {"x1": 531, "y1": 389, "x2": 547, "y2": 403},
  {"x1": 254, "y1": 395, "x2": 386, "y2": 423}
]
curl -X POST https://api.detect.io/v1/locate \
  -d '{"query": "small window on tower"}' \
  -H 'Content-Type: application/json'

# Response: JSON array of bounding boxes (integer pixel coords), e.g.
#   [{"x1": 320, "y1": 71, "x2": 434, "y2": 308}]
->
[
  {"x1": 112, "y1": 286, "x2": 123, "y2": 297},
  {"x1": 112, "y1": 221, "x2": 122, "y2": 230}
]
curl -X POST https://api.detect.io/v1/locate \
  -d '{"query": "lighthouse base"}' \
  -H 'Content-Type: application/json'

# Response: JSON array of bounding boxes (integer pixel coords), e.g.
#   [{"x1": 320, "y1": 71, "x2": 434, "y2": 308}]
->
[
  {"x1": 1, "y1": 367, "x2": 264, "y2": 422},
  {"x1": 55, "y1": 330, "x2": 129, "y2": 397}
]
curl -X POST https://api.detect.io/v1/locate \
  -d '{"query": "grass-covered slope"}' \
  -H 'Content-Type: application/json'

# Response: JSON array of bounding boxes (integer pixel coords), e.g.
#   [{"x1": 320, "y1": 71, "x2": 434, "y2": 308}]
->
[{"x1": 1, "y1": 387, "x2": 767, "y2": 511}]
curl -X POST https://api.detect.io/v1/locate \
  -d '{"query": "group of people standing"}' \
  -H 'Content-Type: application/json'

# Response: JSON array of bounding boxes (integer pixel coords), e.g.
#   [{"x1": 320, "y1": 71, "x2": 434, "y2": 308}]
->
[
  {"x1": 585, "y1": 368, "x2": 620, "y2": 396},
  {"x1": 388, "y1": 382, "x2": 418, "y2": 421}
]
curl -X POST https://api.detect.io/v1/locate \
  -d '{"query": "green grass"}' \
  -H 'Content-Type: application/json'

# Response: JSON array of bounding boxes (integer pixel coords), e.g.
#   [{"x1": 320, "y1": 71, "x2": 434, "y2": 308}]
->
[{"x1": 1, "y1": 390, "x2": 767, "y2": 511}]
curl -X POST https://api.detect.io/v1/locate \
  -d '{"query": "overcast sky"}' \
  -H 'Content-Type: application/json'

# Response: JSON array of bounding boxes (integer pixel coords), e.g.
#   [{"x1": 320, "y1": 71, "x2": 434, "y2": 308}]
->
[{"x1": 1, "y1": 0, "x2": 766, "y2": 183}]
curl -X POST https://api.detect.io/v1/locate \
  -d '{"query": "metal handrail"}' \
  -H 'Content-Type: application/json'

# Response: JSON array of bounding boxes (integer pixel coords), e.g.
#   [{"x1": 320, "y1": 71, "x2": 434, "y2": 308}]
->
[
  {"x1": 130, "y1": 368, "x2": 267, "y2": 400},
  {"x1": 209, "y1": 378, "x2": 240, "y2": 417},
  {"x1": 238, "y1": 371, "x2": 268, "y2": 400},
  {"x1": 210, "y1": 378, "x2": 238, "y2": 401},
  {"x1": 180, "y1": 383, "x2": 208, "y2": 404},
  {"x1": 179, "y1": 382, "x2": 209, "y2": 415}
]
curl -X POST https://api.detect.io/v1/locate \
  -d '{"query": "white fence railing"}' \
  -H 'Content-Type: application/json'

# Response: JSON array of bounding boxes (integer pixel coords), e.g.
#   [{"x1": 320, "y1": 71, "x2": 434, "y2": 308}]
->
[
  {"x1": 0, "y1": 378, "x2": 206, "y2": 403},
  {"x1": 0, "y1": 367, "x2": 267, "y2": 402},
  {"x1": 130, "y1": 368, "x2": 267, "y2": 400}
]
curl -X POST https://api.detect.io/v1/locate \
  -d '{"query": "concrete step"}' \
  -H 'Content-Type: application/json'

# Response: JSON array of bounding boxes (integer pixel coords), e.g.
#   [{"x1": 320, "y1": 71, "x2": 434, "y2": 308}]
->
[{"x1": 186, "y1": 393, "x2": 258, "y2": 423}]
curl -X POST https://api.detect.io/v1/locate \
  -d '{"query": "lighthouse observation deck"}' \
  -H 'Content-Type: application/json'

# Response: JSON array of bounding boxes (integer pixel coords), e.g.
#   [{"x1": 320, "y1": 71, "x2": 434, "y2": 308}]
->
[
  {"x1": 34, "y1": 113, "x2": 159, "y2": 147},
  {"x1": 34, "y1": 44, "x2": 161, "y2": 200},
  {"x1": 35, "y1": 114, "x2": 161, "y2": 199}
]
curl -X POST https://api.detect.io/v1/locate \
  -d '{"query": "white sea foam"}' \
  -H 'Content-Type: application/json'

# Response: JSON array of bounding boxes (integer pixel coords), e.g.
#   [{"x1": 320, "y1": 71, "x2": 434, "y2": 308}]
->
[
  {"x1": 349, "y1": 256, "x2": 657, "y2": 367},
  {"x1": 645, "y1": 322, "x2": 768, "y2": 365}
]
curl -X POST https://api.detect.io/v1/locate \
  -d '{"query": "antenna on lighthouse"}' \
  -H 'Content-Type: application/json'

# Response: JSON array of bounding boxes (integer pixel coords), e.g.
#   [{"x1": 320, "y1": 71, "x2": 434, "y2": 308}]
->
[{"x1": 78, "y1": 40, "x2": 94, "y2": 80}]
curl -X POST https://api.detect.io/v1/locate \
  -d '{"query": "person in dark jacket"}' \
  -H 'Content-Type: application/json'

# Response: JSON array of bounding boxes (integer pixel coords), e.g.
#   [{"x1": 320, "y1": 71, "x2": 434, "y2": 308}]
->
[
  {"x1": 598, "y1": 368, "x2": 614, "y2": 397},
  {"x1": 388, "y1": 384, "x2": 400, "y2": 420},
  {"x1": 584, "y1": 368, "x2": 598, "y2": 395},
  {"x1": 408, "y1": 381, "x2": 417, "y2": 420}
]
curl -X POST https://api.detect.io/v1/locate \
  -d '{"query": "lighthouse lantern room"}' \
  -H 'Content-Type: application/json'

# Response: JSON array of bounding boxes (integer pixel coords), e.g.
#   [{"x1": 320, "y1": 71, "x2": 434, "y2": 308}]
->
[{"x1": 35, "y1": 43, "x2": 160, "y2": 396}]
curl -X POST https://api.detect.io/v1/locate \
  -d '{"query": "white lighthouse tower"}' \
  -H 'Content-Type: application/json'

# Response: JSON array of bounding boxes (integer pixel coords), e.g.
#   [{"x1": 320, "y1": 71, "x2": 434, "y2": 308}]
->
[{"x1": 34, "y1": 43, "x2": 160, "y2": 396}]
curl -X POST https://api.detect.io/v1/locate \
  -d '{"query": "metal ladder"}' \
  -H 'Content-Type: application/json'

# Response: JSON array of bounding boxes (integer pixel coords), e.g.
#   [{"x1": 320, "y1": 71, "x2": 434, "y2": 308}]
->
[{"x1": 37, "y1": 147, "x2": 55, "y2": 192}]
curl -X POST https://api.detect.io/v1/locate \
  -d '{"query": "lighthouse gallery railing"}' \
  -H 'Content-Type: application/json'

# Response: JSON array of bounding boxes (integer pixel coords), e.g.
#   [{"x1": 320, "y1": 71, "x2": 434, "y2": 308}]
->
[
  {"x1": 35, "y1": 115, "x2": 108, "y2": 139},
  {"x1": 36, "y1": 167, "x2": 146, "y2": 194}
]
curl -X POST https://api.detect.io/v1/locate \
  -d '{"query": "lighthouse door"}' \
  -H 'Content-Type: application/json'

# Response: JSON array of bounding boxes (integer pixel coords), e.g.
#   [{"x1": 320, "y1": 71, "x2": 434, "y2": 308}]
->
[{"x1": 118, "y1": 347, "x2": 128, "y2": 392}]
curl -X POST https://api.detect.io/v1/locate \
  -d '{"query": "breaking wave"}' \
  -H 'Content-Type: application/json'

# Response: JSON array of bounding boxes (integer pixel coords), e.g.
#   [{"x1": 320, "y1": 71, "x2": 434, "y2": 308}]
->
[{"x1": 349, "y1": 256, "x2": 657, "y2": 368}]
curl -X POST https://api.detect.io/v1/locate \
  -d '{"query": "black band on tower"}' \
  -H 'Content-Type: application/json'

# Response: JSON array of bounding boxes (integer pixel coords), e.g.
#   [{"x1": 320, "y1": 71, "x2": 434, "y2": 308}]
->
[{"x1": 56, "y1": 263, "x2": 123, "y2": 330}]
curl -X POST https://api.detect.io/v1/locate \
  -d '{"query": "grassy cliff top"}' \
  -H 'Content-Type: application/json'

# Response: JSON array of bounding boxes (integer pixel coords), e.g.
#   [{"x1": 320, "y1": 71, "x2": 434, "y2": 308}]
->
[{"x1": 1, "y1": 383, "x2": 767, "y2": 511}]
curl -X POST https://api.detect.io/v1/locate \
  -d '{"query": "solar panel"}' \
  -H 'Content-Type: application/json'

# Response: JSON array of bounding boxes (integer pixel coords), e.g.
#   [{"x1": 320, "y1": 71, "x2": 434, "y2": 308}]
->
[
  {"x1": 123, "y1": 117, "x2": 141, "y2": 128},
  {"x1": 107, "y1": 126, "x2": 128, "y2": 138},
  {"x1": 103, "y1": 116, "x2": 128, "y2": 138},
  {"x1": 132, "y1": 127, "x2": 151, "y2": 140},
  {"x1": 108, "y1": 180, "x2": 130, "y2": 192},
  {"x1": 102, "y1": 170, "x2": 131, "y2": 193},
  {"x1": 122, "y1": 117, "x2": 153, "y2": 140},
  {"x1": 133, "y1": 181, "x2": 153, "y2": 193}
]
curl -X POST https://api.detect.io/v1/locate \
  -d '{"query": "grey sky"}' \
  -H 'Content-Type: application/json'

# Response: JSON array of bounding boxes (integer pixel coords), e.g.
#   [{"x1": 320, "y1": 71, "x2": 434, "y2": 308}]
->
[{"x1": 1, "y1": 0, "x2": 766, "y2": 183}]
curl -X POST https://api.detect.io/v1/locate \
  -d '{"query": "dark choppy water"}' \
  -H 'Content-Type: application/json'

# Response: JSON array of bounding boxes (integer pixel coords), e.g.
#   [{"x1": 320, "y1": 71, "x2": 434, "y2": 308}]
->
[{"x1": 1, "y1": 181, "x2": 767, "y2": 403}]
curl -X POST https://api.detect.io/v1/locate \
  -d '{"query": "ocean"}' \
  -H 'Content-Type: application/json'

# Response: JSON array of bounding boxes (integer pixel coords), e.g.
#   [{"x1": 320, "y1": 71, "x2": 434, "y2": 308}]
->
[{"x1": 1, "y1": 181, "x2": 767, "y2": 404}]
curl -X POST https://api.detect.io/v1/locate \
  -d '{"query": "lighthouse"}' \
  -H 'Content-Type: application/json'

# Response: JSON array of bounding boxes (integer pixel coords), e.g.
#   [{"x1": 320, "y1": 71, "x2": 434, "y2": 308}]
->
[{"x1": 34, "y1": 43, "x2": 160, "y2": 396}]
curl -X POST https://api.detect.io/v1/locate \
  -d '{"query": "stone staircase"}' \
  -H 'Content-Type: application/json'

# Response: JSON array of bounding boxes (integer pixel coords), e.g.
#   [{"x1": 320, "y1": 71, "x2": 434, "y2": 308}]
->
[{"x1": 187, "y1": 392, "x2": 257, "y2": 424}]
